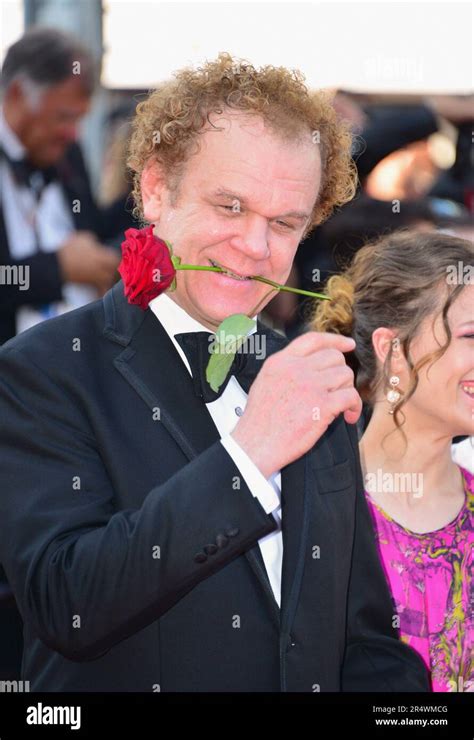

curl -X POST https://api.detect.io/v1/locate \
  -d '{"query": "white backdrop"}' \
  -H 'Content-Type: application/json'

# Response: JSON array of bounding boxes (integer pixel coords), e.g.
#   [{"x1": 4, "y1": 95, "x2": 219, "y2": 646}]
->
[{"x1": 1, "y1": 0, "x2": 472, "y2": 92}]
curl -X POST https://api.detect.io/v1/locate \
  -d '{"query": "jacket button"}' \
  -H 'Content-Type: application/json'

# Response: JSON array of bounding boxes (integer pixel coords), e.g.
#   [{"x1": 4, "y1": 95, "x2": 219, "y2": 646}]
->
[
  {"x1": 216, "y1": 533, "x2": 229, "y2": 548},
  {"x1": 204, "y1": 543, "x2": 218, "y2": 555},
  {"x1": 194, "y1": 552, "x2": 207, "y2": 563},
  {"x1": 288, "y1": 635, "x2": 296, "y2": 648},
  {"x1": 224, "y1": 526, "x2": 240, "y2": 537}
]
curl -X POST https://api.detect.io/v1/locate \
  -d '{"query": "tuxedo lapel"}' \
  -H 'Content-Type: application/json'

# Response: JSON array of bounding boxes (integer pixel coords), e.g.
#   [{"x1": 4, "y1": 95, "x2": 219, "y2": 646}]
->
[
  {"x1": 279, "y1": 432, "x2": 337, "y2": 640},
  {"x1": 113, "y1": 306, "x2": 221, "y2": 459},
  {"x1": 280, "y1": 455, "x2": 309, "y2": 628}
]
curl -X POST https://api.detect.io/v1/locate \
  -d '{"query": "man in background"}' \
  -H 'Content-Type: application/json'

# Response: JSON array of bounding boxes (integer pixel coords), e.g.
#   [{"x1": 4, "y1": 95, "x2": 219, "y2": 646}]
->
[{"x1": 0, "y1": 26, "x2": 135, "y2": 346}]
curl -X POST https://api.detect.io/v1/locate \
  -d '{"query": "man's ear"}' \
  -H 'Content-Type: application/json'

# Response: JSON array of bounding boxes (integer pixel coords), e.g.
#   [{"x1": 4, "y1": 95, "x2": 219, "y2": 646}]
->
[
  {"x1": 7, "y1": 79, "x2": 26, "y2": 109},
  {"x1": 140, "y1": 158, "x2": 167, "y2": 222}
]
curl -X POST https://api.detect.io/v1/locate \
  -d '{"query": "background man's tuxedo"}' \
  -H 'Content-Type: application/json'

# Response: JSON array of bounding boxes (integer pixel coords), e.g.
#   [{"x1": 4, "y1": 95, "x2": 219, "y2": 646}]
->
[
  {"x1": 0, "y1": 142, "x2": 133, "y2": 345},
  {"x1": 0, "y1": 281, "x2": 429, "y2": 691}
]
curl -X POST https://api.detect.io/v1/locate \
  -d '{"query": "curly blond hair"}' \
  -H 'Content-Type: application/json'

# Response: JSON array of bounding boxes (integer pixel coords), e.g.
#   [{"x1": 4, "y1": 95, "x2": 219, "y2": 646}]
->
[{"x1": 127, "y1": 52, "x2": 357, "y2": 235}]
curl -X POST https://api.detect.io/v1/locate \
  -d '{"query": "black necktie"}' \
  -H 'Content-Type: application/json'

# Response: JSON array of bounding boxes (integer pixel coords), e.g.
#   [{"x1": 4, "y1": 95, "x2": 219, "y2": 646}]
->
[
  {"x1": 175, "y1": 322, "x2": 287, "y2": 403},
  {"x1": 0, "y1": 145, "x2": 58, "y2": 201}
]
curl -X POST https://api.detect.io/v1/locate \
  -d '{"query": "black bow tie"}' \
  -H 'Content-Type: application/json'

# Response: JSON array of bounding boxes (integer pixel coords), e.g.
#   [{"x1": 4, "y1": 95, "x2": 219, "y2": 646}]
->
[
  {"x1": 174, "y1": 321, "x2": 287, "y2": 403},
  {"x1": 0, "y1": 145, "x2": 58, "y2": 198}
]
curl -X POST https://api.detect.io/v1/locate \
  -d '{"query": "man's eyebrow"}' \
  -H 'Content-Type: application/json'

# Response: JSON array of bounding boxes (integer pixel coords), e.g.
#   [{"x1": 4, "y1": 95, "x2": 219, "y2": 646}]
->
[{"x1": 211, "y1": 188, "x2": 310, "y2": 221}]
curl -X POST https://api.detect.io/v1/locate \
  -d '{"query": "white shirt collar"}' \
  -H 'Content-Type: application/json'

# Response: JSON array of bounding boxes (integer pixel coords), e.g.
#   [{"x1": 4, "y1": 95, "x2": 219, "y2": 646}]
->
[
  {"x1": 149, "y1": 291, "x2": 258, "y2": 339},
  {"x1": 0, "y1": 106, "x2": 26, "y2": 160}
]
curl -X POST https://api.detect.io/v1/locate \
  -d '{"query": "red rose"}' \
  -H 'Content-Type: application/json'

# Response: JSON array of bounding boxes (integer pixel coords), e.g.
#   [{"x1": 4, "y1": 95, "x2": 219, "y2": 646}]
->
[{"x1": 118, "y1": 225, "x2": 176, "y2": 310}]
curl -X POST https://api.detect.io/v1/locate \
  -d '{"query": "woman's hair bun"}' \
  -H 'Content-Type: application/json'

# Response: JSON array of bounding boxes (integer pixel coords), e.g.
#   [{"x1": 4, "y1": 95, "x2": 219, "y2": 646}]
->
[{"x1": 311, "y1": 273, "x2": 354, "y2": 336}]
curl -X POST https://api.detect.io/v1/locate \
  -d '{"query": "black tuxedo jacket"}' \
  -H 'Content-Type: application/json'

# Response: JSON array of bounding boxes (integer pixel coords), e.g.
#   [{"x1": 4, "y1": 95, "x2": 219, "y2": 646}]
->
[
  {"x1": 0, "y1": 142, "x2": 134, "y2": 345},
  {"x1": 0, "y1": 281, "x2": 429, "y2": 692}
]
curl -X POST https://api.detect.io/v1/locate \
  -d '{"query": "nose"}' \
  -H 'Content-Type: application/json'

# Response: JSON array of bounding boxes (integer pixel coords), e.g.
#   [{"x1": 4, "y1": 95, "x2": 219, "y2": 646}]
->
[
  {"x1": 57, "y1": 122, "x2": 79, "y2": 145},
  {"x1": 230, "y1": 212, "x2": 271, "y2": 261}
]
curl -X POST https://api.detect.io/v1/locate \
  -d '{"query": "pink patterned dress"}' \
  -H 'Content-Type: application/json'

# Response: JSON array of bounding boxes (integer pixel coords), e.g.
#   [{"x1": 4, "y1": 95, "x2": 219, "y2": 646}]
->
[{"x1": 365, "y1": 466, "x2": 474, "y2": 692}]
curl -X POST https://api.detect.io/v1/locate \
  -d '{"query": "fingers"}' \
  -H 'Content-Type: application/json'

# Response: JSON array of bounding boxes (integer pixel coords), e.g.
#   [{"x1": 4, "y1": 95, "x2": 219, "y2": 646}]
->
[
  {"x1": 285, "y1": 331, "x2": 356, "y2": 358},
  {"x1": 90, "y1": 250, "x2": 120, "y2": 293},
  {"x1": 95, "y1": 249, "x2": 120, "y2": 278},
  {"x1": 316, "y1": 364, "x2": 355, "y2": 392},
  {"x1": 77, "y1": 230, "x2": 97, "y2": 242},
  {"x1": 96, "y1": 247, "x2": 120, "y2": 267},
  {"x1": 310, "y1": 366, "x2": 361, "y2": 425},
  {"x1": 328, "y1": 387, "x2": 363, "y2": 425},
  {"x1": 308, "y1": 348, "x2": 354, "y2": 374}
]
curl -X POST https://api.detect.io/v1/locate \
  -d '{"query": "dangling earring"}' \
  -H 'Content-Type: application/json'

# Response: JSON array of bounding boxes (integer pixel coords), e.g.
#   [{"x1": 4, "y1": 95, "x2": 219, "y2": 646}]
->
[{"x1": 386, "y1": 375, "x2": 401, "y2": 415}]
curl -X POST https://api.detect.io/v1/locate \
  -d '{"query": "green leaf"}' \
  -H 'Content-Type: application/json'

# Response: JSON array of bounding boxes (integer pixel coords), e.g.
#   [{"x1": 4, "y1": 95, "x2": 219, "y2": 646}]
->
[
  {"x1": 206, "y1": 314, "x2": 256, "y2": 392},
  {"x1": 169, "y1": 254, "x2": 181, "y2": 292}
]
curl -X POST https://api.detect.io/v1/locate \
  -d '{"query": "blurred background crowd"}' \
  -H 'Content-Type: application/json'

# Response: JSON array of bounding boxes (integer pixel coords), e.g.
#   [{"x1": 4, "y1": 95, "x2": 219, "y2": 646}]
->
[{"x1": 0, "y1": 0, "x2": 472, "y2": 681}]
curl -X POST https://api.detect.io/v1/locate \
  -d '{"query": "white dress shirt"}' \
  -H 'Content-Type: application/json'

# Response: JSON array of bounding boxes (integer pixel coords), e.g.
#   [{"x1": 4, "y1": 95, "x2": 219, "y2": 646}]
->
[
  {"x1": 148, "y1": 292, "x2": 283, "y2": 607},
  {"x1": 0, "y1": 107, "x2": 97, "y2": 334}
]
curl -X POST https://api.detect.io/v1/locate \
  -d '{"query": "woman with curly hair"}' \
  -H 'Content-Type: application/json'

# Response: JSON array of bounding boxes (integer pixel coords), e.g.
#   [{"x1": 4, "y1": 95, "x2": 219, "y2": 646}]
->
[{"x1": 312, "y1": 230, "x2": 474, "y2": 692}]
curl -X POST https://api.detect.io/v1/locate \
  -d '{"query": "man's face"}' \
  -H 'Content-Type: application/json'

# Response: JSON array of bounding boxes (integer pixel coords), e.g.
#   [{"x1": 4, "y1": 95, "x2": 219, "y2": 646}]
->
[
  {"x1": 142, "y1": 111, "x2": 321, "y2": 330},
  {"x1": 13, "y1": 76, "x2": 90, "y2": 166}
]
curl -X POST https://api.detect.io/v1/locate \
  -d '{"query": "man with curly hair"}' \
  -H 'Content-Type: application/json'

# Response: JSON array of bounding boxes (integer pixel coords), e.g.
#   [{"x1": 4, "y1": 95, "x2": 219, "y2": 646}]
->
[{"x1": 0, "y1": 53, "x2": 429, "y2": 692}]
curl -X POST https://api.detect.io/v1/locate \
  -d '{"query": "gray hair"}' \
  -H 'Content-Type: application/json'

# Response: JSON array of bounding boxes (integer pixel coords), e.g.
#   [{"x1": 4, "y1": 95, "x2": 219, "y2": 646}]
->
[{"x1": 1, "y1": 26, "x2": 97, "y2": 103}]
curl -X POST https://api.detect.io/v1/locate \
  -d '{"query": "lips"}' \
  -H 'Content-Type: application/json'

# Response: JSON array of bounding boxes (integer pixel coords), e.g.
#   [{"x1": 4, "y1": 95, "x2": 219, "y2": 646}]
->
[
  {"x1": 209, "y1": 259, "x2": 253, "y2": 281},
  {"x1": 460, "y1": 381, "x2": 474, "y2": 396}
]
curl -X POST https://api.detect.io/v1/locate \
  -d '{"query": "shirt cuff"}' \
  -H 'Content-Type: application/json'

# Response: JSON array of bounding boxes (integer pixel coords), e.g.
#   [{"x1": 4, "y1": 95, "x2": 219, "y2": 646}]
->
[{"x1": 220, "y1": 434, "x2": 281, "y2": 514}]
